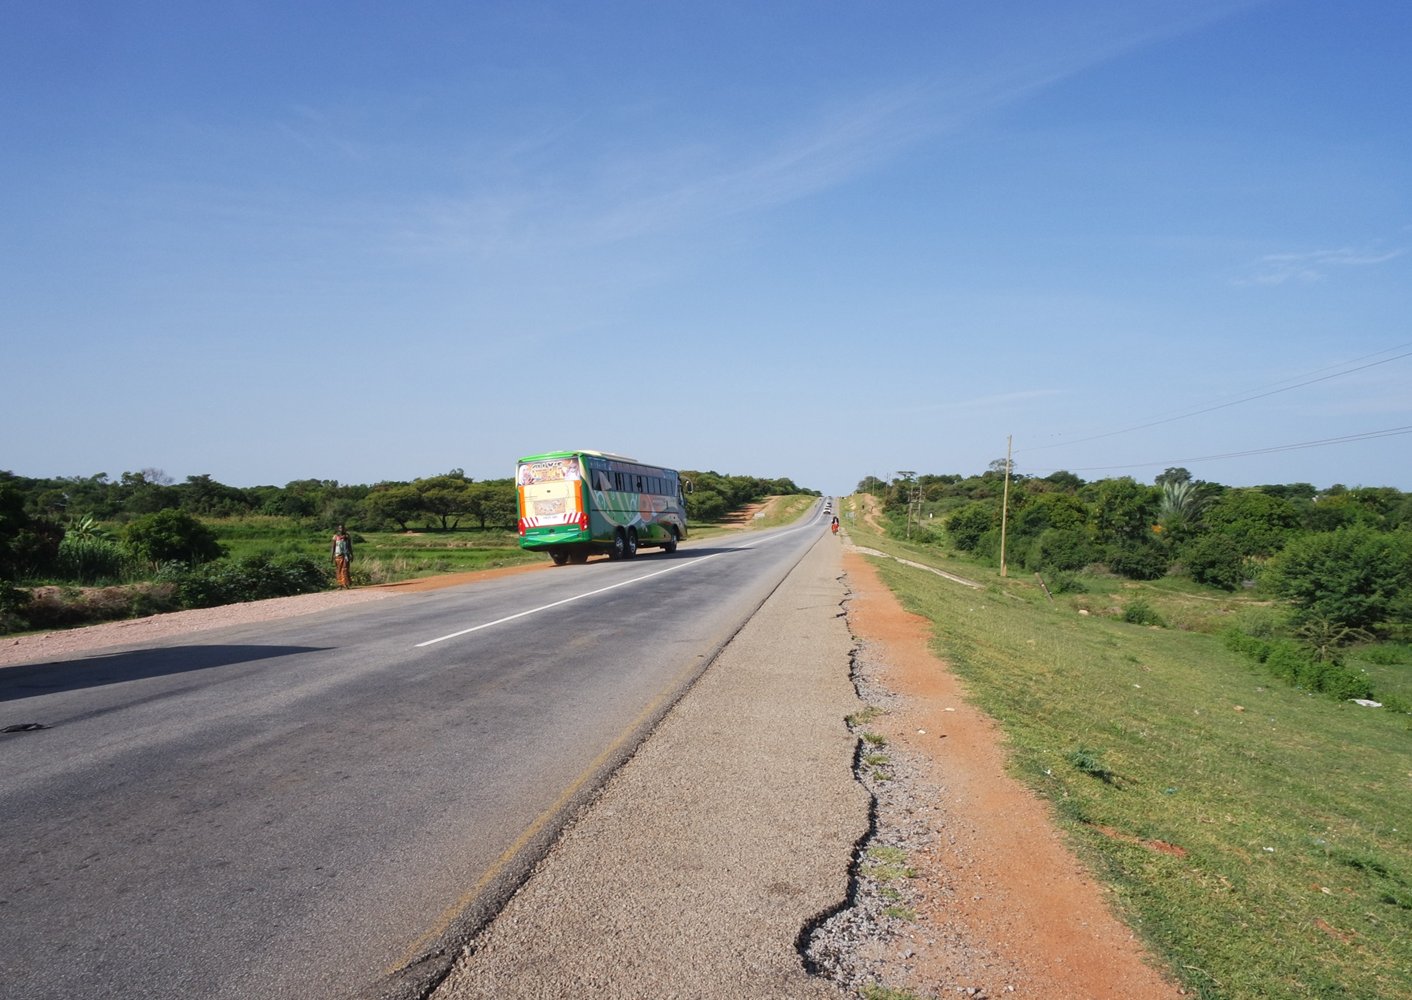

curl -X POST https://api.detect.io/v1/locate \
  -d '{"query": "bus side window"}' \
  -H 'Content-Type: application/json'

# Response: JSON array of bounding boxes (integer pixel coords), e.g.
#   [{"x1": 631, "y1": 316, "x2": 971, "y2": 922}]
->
[
  {"x1": 614, "y1": 472, "x2": 623, "y2": 491},
  {"x1": 595, "y1": 470, "x2": 612, "y2": 491},
  {"x1": 636, "y1": 476, "x2": 644, "y2": 492}
]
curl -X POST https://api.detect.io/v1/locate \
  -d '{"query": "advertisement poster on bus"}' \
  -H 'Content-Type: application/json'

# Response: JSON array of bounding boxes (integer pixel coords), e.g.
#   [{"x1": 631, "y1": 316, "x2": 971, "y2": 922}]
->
[{"x1": 517, "y1": 457, "x2": 582, "y2": 486}]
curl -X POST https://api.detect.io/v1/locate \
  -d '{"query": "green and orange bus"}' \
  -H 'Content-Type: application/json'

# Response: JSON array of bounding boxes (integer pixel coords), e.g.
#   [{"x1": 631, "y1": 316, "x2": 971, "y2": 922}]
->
[{"x1": 516, "y1": 450, "x2": 689, "y2": 564}]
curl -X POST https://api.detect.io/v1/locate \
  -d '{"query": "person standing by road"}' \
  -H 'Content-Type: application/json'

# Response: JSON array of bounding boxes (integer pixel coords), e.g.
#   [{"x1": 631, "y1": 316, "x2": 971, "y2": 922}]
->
[{"x1": 332, "y1": 525, "x2": 354, "y2": 589}]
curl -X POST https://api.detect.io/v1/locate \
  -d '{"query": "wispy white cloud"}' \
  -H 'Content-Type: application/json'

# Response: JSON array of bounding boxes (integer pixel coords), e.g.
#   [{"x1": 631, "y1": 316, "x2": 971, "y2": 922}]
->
[
  {"x1": 1233, "y1": 246, "x2": 1406, "y2": 286},
  {"x1": 276, "y1": 105, "x2": 373, "y2": 162},
  {"x1": 394, "y1": 0, "x2": 1265, "y2": 262}
]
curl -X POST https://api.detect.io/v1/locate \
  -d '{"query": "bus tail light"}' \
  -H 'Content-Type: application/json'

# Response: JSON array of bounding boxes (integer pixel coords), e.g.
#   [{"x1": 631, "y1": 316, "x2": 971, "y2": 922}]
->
[
  {"x1": 577, "y1": 512, "x2": 589, "y2": 531},
  {"x1": 517, "y1": 518, "x2": 527, "y2": 535}
]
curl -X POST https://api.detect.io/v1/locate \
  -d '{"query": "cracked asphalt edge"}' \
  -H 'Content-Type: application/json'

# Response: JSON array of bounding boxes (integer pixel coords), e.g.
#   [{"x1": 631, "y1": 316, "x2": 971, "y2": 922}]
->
[{"x1": 429, "y1": 532, "x2": 870, "y2": 999}]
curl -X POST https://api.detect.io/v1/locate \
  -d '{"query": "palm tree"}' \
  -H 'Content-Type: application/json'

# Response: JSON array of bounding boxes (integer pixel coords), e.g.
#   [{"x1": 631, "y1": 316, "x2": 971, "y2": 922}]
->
[
  {"x1": 1157, "y1": 480, "x2": 1208, "y2": 539},
  {"x1": 65, "y1": 514, "x2": 109, "y2": 541}
]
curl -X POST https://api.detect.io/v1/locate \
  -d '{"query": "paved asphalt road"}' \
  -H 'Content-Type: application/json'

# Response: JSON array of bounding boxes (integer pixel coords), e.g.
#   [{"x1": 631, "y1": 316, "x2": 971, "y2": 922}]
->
[
  {"x1": 1, "y1": 511, "x2": 833, "y2": 1000},
  {"x1": 434, "y1": 519, "x2": 865, "y2": 1000}
]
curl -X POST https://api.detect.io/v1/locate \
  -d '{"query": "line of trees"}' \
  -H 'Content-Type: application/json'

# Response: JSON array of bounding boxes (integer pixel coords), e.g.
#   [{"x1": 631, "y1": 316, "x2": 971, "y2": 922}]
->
[
  {"x1": 0, "y1": 467, "x2": 517, "y2": 531},
  {"x1": 0, "y1": 465, "x2": 816, "y2": 634},
  {"x1": 862, "y1": 466, "x2": 1412, "y2": 633},
  {"x1": 683, "y1": 472, "x2": 816, "y2": 522},
  {"x1": 0, "y1": 466, "x2": 817, "y2": 586}
]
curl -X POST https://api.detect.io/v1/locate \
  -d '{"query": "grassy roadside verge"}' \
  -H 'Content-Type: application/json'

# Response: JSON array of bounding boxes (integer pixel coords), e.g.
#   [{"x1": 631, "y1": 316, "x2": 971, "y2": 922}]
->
[
  {"x1": 844, "y1": 497, "x2": 1412, "y2": 1000},
  {"x1": 213, "y1": 517, "x2": 542, "y2": 584},
  {"x1": 215, "y1": 497, "x2": 818, "y2": 581}
]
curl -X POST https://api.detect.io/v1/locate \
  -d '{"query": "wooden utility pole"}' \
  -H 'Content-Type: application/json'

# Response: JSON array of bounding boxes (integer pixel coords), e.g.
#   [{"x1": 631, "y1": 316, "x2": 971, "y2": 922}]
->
[{"x1": 999, "y1": 434, "x2": 1012, "y2": 578}]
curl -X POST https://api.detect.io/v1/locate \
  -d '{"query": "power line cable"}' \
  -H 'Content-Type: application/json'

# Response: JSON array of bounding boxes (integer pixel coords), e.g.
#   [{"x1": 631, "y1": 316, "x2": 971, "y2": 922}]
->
[
  {"x1": 1016, "y1": 343, "x2": 1412, "y2": 455},
  {"x1": 1017, "y1": 424, "x2": 1412, "y2": 475}
]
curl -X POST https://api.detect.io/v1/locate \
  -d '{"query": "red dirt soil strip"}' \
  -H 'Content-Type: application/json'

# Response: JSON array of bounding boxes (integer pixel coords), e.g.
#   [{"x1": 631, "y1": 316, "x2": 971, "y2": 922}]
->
[
  {"x1": 371, "y1": 562, "x2": 549, "y2": 592},
  {"x1": 718, "y1": 499, "x2": 772, "y2": 528},
  {"x1": 1088, "y1": 823, "x2": 1189, "y2": 859},
  {"x1": 843, "y1": 549, "x2": 1185, "y2": 999}
]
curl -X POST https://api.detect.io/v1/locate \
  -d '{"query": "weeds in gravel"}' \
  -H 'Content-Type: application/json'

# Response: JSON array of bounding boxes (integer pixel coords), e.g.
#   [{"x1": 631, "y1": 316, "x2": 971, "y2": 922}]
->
[
  {"x1": 865, "y1": 756, "x2": 893, "y2": 782},
  {"x1": 861, "y1": 984, "x2": 924, "y2": 1000},
  {"x1": 847, "y1": 705, "x2": 886, "y2": 727},
  {"x1": 864, "y1": 846, "x2": 917, "y2": 883}
]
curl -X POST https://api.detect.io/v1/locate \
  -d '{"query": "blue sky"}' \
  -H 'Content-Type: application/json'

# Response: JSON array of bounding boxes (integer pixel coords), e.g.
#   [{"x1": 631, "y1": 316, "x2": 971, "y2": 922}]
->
[{"x1": 3, "y1": 1, "x2": 1409, "y2": 497}]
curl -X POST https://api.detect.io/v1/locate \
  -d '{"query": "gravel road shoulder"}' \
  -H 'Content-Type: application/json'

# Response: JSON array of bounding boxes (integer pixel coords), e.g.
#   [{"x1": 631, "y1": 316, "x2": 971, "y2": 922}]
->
[{"x1": 432, "y1": 532, "x2": 867, "y2": 999}]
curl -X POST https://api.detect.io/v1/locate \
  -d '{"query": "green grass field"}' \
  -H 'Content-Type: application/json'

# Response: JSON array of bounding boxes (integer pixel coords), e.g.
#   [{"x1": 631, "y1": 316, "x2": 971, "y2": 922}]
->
[
  {"x1": 209, "y1": 500, "x2": 818, "y2": 584},
  {"x1": 843, "y1": 496, "x2": 1412, "y2": 1000},
  {"x1": 211, "y1": 516, "x2": 542, "y2": 583}
]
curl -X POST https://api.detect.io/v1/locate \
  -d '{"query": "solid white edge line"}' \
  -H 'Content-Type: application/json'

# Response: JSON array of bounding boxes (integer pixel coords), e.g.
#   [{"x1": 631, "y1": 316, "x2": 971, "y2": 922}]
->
[{"x1": 414, "y1": 551, "x2": 725, "y2": 647}]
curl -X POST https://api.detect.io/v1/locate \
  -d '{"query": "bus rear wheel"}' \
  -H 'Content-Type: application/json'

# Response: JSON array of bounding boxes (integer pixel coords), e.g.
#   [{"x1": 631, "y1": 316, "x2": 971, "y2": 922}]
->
[
  {"x1": 569, "y1": 550, "x2": 589, "y2": 564},
  {"x1": 609, "y1": 530, "x2": 627, "y2": 560},
  {"x1": 550, "y1": 551, "x2": 569, "y2": 566},
  {"x1": 624, "y1": 528, "x2": 638, "y2": 558}
]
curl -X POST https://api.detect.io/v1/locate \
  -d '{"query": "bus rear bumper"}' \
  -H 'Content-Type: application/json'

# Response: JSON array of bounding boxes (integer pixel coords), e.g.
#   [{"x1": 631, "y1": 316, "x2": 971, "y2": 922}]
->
[{"x1": 519, "y1": 527, "x2": 591, "y2": 551}]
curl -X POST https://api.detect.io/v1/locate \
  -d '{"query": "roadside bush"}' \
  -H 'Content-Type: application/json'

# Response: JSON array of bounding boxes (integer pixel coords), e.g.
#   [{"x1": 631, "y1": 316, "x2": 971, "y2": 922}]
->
[
  {"x1": 1223, "y1": 627, "x2": 1271, "y2": 662},
  {"x1": 165, "y1": 554, "x2": 330, "y2": 609},
  {"x1": 56, "y1": 535, "x2": 133, "y2": 585},
  {"x1": 1106, "y1": 539, "x2": 1169, "y2": 580},
  {"x1": 1182, "y1": 534, "x2": 1247, "y2": 591},
  {"x1": 0, "y1": 585, "x2": 30, "y2": 633},
  {"x1": 1380, "y1": 694, "x2": 1411, "y2": 714},
  {"x1": 1, "y1": 524, "x2": 62, "y2": 581},
  {"x1": 953, "y1": 527, "x2": 1004, "y2": 565},
  {"x1": 1122, "y1": 598, "x2": 1166, "y2": 627},
  {"x1": 1025, "y1": 528, "x2": 1096, "y2": 572},
  {"x1": 1223, "y1": 628, "x2": 1375, "y2": 700},
  {"x1": 1231, "y1": 605, "x2": 1289, "y2": 640},
  {"x1": 124, "y1": 509, "x2": 224, "y2": 567},
  {"x1": 1264, "y1": 527, "x2": 1412, "y2": 631},
  {"x1": 685, "y1": 489, "x2": 727, "y2": 522},
  {"x1": 946, "y1": 502, "x2": 998, "y2": 551},
  {"x1": 1204, "y1": 489, "x2": 1300, "y2": 557},
  {"x1": 1358, "y1": 644, "x2": 1409, "y2": 666},
  {"x1": 1263, "y1": 642, "x2": 1310, "y2": 684},
  {"x1": 1046, "y1": 570, "x2": 1088, "y2": 594},
  {"x1": 906, "y1": 523, "x2": 943, "y2": 545}
]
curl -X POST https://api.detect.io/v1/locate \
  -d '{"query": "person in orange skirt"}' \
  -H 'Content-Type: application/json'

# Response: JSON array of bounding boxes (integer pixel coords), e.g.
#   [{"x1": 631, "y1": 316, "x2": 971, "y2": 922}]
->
[{"x1": 332, "y1": 525, "x2": 353, "y2": 588}]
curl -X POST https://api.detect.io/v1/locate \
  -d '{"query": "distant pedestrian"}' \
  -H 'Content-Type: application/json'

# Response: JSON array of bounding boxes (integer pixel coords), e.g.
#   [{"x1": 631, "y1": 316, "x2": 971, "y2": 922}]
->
[{"x1": 332, "y1": 525, "x2": 353, "y2": 589}]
